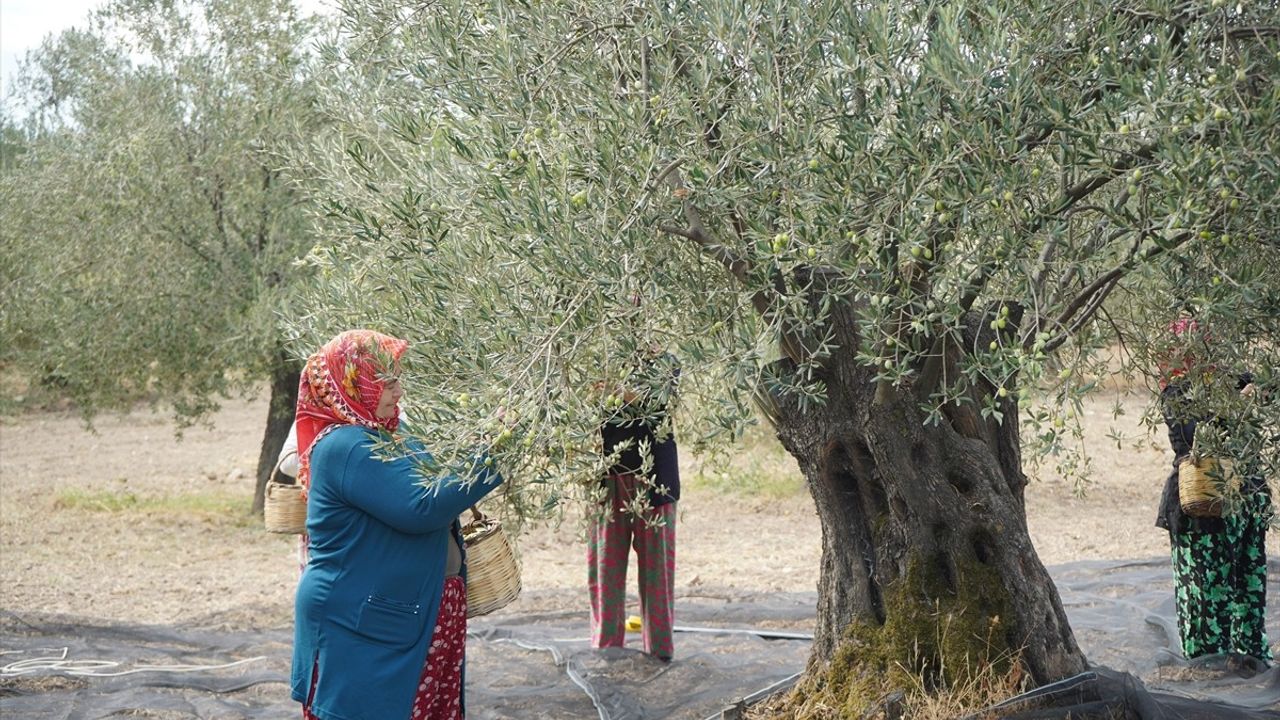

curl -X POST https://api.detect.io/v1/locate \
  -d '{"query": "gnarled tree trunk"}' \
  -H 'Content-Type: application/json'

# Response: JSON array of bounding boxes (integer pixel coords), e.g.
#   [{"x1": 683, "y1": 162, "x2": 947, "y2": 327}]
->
[
  {"x1": 765, "y1": 344, "x2": 1085, "y2": 707},
  {"x1": 251, "y1": 350, "x2": 301, "y2": 514}
]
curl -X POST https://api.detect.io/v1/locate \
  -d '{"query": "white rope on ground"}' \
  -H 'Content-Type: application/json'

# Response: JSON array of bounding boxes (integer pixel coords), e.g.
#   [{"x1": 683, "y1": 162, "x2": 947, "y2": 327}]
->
[
  {"x1": 467, "y1": 624, "x2": 813, "y2": 644},
  {"x1": 673, "y1": 625, "x2": 814, "y2": 640},
  {"x1": 0, "y1": 647, "x2": 267, "y2": 678},
  {"x1": 0, "y1": 647, "x2": 66, "y2": 656},
  {"x1": 473, "y1": 623, "x2": 810, "y2": 720}
]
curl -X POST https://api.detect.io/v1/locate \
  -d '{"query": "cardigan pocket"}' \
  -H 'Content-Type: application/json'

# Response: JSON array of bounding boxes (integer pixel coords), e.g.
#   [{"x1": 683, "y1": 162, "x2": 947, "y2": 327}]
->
[{"x1": 354, "y1": 593, "x2": 427, "y2": 648}]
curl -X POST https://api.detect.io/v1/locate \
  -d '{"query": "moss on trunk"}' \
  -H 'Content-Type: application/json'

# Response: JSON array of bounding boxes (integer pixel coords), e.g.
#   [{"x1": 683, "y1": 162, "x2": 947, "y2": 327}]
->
[{"x1": 788, "y1": 552, "x2": 1016, "y2": 718}]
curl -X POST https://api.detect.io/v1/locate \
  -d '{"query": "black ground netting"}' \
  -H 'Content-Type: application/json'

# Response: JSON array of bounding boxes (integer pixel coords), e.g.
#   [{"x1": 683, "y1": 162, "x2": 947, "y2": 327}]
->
[
  {"x1": 1, "y1": 557, "x2": 1277, "y2": 719},
  {"x1": 0, "y1": 612, "x2": 294, "y2": 719},
  {"x1": 1025, "y1": 557, "x2": 1280, "y2": 719},
  {"x1": 464, "y1": 592, "x2": 816, "y2": 720}
]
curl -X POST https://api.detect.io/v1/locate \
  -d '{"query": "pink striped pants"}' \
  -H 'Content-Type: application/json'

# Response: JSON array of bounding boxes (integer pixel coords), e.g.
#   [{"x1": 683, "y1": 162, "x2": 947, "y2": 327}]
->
[{"x1": 587, "y1": 472, "x2": 676, "y2": 660}]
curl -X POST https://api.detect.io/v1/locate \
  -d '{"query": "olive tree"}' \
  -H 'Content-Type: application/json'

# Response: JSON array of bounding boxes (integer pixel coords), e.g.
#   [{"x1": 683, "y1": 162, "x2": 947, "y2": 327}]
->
[
  {"x1": 294, "y1": 0, "x2": 1280, "y2": 704},
  {"x1": 0, "y1": 0, "x2": 323, "y2": 512}
]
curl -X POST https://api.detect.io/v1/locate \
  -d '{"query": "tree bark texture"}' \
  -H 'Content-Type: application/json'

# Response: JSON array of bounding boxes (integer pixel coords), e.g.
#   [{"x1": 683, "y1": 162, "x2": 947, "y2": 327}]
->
[
  {"x1": 251, "y1": 353, "x2": 301, "y2": 515},
  {"x1": 766, "y1": 338, "x2": 1086, "y2": 691}
]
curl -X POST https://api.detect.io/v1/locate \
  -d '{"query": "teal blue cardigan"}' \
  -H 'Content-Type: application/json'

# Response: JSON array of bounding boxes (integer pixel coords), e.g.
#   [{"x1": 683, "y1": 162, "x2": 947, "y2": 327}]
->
[{"x1": 290, "y1": 425, "x2": 502, "y2": 720}]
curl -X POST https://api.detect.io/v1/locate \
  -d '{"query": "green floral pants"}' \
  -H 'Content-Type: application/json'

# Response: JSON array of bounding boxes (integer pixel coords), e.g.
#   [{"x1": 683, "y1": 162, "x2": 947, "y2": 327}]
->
[{"x1": 1169, "y1": 492, "x2": 1273, "y2": 662}]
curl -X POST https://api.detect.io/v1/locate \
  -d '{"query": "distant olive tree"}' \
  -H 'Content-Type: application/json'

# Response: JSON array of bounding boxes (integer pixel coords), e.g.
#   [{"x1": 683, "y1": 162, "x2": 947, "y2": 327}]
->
[
  {"x1": 0, "y1": 116, "x2": 25, "y2": 171},
  {"x1": 296, "y1": 0, "x2": 1279, "y2": 709},
  {"x1": 0, "y1": 0, "x2": 323, "y2": 512}
]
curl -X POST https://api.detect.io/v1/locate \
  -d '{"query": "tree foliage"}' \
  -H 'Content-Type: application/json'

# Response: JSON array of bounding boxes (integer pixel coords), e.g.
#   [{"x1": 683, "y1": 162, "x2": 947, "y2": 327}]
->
[
  {"x1": 296, "y1": 0, "x2": 1280, "y2": 513},
  {"x1": 0, "y1": 0, "x2": 321, "y2": 425}
]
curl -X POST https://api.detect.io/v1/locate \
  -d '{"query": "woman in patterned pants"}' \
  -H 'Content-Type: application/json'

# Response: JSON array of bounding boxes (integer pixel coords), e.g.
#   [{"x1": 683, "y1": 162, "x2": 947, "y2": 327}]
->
[
  {"x1": 589, "y1": 471, "x2": 677, "y2": 660},
  {"x1": 590, "y1": 351, "x2": 681, "y2": 661},
  {"x1": 1167, "y1": 492, "x2": 1272, "y2": 662},
  {"x1": 1155, "y1": 318, "x2": 1273, "y2": 665}
]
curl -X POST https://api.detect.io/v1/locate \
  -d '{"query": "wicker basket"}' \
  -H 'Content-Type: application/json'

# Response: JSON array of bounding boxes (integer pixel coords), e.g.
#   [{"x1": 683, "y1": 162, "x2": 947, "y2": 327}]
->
[
  {"x1": 264, "y1": 468, "x2": 307, "y2": 534},
  {"x1": 1178, "y1": 456, "x2": 1238, "y2": 518},
  {"x1": 462, "y1": 507, "x2": 521, "y2": 618}
]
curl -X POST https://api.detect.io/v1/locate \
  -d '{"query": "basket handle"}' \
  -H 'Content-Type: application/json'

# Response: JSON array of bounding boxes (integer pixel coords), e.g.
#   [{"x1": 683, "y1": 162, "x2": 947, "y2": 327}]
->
[
  {"x1": 1186, "y1": 435, "x2": 1199, "y2": 462},
  {"x1": 268, "y1": 454, "x2": 304, "y2": 485},
  {"x1": 467, "y1": 506, "x2": 485, "y2": 524}
]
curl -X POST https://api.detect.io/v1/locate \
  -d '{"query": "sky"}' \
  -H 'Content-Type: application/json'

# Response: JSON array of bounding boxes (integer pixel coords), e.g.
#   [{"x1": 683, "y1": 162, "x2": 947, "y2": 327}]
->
[
  {"x1": 1, "y1": 0, "x2": 103, "y2": 99},
  {"x1": 0, "y1": 0, "x2": 331, "y2": 105}
]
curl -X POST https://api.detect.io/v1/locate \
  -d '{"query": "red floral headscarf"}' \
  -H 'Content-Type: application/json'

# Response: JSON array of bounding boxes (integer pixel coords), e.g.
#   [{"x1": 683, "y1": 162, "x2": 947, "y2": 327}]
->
[
  {"x1": 1158, "y1": 317, "x2": 1212, "y2": 389},
  {"x1": 295, "y1": 329, "x2": 409, "y2": 496}
]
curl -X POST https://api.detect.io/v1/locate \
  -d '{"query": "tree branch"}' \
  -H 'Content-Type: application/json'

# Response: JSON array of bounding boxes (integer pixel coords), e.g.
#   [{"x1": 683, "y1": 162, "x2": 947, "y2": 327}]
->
[
  {"x1": 655, "y1": 216, "x2": 765, "y2": 316},
  {"x1": 1227, "y1": 26, "x2": 1280, "y2": 40},
  {"x1": 1041, "y1": 229, "x2": 1195, "y2": 353},
  {"x1": 659, "y1": 167, "x2": 806, "y2": 361},
  {"x1": 255, "y1": 164, "x2": 275, "y2": 256},
  {"x1": 159, "y1": 221, "x2": 219, "y2": 268},
  {"x1": 1024, "y1": 139, "x2": 1161, "y2": 238},
  {"x1": 528, "y1": 20, "x2": 637, "y2": 101}
]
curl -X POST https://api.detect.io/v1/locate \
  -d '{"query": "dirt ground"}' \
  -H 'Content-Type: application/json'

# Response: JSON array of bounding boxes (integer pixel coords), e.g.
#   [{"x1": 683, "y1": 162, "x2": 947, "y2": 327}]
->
[{"x1": 1, "y1": 389, "x2": 1276, "y2": 630}]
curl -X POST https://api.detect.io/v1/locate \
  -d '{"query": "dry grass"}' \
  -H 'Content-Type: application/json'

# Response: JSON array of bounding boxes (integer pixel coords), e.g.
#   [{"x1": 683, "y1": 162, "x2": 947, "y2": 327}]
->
[
  {"x1": 684, "y1": 421, "x2": 808, "y2": 500},
  {"x1": 0, "y1": 674, "x2": 90, "y2": 695},
  {"x1": 52, "y1": 487, "x2": 257, "y2": 526},
  {"x1": 747, "y1": 651, "x2": 1032, "y2": 720}
]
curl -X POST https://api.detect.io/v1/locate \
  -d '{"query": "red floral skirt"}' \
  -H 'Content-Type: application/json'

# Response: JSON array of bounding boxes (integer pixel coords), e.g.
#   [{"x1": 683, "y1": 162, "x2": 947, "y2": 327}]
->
[{"x1": 304, "y1": 576, "x2": 468, "y2": 719}]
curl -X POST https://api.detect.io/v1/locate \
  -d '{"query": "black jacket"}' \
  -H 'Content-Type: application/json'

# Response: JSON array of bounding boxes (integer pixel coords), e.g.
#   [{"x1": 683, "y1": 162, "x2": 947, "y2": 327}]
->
[
  {"x1": 600, "y1": 353, "x2": 681, "y2": 506},
  {"x1": 1155, "y1": 374, "x2": 1269, "y2": 533}
]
